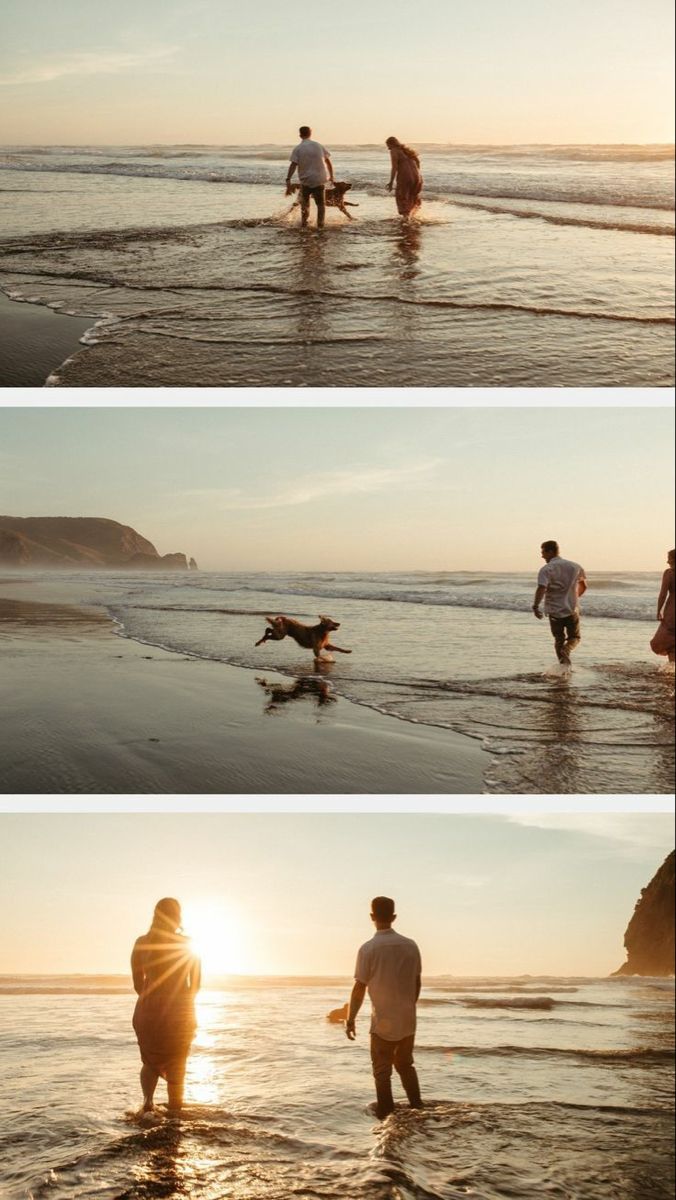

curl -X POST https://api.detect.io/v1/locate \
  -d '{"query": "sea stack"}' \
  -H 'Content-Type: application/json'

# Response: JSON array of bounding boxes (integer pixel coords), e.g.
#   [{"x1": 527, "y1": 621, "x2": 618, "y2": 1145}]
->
[{"x1": 613, "y1": 851, "x2": 675, "y2": 977}]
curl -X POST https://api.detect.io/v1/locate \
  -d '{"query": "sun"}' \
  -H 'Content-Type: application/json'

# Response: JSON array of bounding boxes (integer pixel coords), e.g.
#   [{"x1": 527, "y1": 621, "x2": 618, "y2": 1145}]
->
[{"x1": 181, "y1": 900, "x2": 250, "y2": 977}]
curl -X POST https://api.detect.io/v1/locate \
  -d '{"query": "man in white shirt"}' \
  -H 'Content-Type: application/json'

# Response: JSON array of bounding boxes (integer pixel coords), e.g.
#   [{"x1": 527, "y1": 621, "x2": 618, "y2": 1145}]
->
[
  {"x1": 533, "y1": 540, "x2": 587, "y2": 666},
  {"x1": 286, "y1": 125, "x2": 335, "y2": 228},
  {"x1": 346, "y1": 896, "x2": 423, "y2": 1119}
]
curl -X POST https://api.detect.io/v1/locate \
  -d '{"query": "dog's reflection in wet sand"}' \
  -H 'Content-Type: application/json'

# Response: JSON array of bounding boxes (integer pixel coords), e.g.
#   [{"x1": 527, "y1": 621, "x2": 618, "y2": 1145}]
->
[{"x1": 256, "y1": 675, "x2": 337, "y2": 714}]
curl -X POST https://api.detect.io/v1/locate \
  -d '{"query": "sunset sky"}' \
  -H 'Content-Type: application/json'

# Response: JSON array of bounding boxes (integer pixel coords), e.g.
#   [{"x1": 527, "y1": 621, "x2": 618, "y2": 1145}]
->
[
  {"x1": 1, "y1": 406, "x2": 673, "y2": 571},
  {"x1": 0, "y1": 813, "x2": 672, "y2": 977},
  {"x1": 1, "y1": 0, "x2": 674, "y2": 144}
]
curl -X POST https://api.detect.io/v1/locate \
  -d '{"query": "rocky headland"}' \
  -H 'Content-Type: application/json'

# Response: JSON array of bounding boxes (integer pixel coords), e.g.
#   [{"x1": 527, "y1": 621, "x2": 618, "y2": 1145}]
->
[
  {"x1": 613, "y1": 851, "x2": 675, "y2": 977},
  {"x1": 0, "y1": 516, "x2": 195, "y2": 570}
]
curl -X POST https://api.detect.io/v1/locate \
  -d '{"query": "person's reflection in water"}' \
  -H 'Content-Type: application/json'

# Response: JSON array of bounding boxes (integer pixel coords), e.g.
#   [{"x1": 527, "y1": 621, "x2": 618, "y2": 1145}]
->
[
  {"x1": 538, "y1": 674, "x2": 584, "y2": 793},
  {"x1": 290, "y1": 229, "x2": 331, "y2": 356},
  {"x1": 132, "y1": 898, "x2": 201, "y2": 1115},
  {"x1": 394, "y1": 221, "x2": 422, "y2": 281},
  {"x1": 256, "y1": 675, "x2": 336, "y2": 714},
  {"x1": 134, "y1": 1119, "x2": 184, "y2": 1199}
]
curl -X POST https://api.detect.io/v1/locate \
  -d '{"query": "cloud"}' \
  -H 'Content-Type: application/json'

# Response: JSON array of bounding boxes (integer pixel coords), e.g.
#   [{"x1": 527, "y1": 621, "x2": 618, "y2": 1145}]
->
[
  {"x1": 184, "y1": 460, "x2": 442, "y2": 511},
  {"x1": 0, "y1": 46, "x2": 179, "y2": 86},
  {"x1": 507, "y1": 813, "x2": 674, "y2": 859}
]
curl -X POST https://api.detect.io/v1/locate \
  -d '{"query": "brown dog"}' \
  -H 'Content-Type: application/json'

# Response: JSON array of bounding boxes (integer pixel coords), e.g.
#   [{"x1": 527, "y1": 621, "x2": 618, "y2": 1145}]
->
[
  {"x1": 289, "y1": 181, "x2": 359, "y2": 219},
  {"x1": 255, "y1": 614, "x2": 352, "y2": 661},
  {"x1": 326, "y1": 1003, "x2": 349, "y2": 1024}
]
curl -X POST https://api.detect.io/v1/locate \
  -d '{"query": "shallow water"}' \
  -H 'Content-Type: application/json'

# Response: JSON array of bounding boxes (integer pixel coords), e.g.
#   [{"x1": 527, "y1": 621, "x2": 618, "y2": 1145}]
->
[
  {"x1": 7, "y1": 568, "x2": 669, "y2": 795},
  {"x1": 1, "y1": 145, "x2": 673, "y2": 386},
  {"x1": 1, "y1": 974, "x2": 673, "y2": 1200}
]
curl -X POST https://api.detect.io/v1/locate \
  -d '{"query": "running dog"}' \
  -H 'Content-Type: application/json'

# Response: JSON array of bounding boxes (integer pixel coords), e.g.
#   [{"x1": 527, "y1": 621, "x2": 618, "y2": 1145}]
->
[
  {"x1": 288, "y1": 181, "x2": 359, "y2": 219},
  {"x1": 255, "y1": 615, "x2": 352, "y2": 661}
]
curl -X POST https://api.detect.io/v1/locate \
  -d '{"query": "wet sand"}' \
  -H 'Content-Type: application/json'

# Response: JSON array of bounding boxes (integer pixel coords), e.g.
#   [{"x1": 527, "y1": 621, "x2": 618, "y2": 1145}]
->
[
  {"x1": 0, "y1": 291, "x2": 91, "y2": 386},
  {"x1": 0, "y1": 596, "x2": 487, "y2": 795}
]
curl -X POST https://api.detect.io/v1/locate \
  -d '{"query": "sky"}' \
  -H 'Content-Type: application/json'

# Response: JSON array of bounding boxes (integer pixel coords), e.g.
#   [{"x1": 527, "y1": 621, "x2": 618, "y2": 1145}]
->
[
  {"x1": 0, "y1": 406, "x2": 673, "y2": 571},
  {"x1": 0, "y1": 812, "x2": 672, "y2": 977},
  {"x1": 1, "y1": 0, "x2": 674, "y2": 144}
]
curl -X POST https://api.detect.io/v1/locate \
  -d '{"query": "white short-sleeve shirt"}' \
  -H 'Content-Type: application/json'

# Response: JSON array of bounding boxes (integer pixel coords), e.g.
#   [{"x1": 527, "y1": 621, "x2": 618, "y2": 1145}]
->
[
  {"x1": 355, "y1": 929, "x2": 422, "y2": 1042},
  {"x1": 290, "y1": 139, "x2": 331, "y2": 187},
  {"x1": 537, "y1": 556, "x2": 586, "y2": 617}
]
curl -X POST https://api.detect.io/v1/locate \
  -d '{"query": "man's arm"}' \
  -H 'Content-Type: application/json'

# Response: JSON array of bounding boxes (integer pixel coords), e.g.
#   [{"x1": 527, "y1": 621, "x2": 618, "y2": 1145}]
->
[
  {"x1": 533, "y1": 584, "x2": 546, "y2": 619},
  {"x1": 415, "y1": 973, "x2": 421, "y2": 1002},
  {"x1": 577, "y1": 571, "x2": 587, "y2": 598},
  {"x1": 345, "y1": 979, "x2": 366, "y2": 1040},
  {"x1": 324, "y1": 152, "x2": 335, "y2": 183},
  {"x1": 286, "y1": 161, "x2": 298, "y2": 194}
]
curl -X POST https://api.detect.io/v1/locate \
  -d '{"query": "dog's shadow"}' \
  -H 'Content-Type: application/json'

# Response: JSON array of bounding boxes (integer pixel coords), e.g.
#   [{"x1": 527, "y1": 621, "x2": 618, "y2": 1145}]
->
[{"x1": 255, "y1": 674, "x2": 337, "y2": 715}]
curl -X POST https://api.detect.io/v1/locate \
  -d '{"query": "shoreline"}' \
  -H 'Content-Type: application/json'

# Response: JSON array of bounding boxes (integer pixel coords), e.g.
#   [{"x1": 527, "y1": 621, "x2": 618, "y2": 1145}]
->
[
  {"x1": 0, "y1": 290, "x2": 93, "y2": 386},
  {"x1": 0, "y1": 593, "x2": 487, "y2": 796}
]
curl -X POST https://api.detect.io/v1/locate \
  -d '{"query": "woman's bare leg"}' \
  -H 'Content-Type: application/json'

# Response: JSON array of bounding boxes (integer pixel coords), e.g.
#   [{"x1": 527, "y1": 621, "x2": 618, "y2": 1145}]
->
[
  {"x1": 140, "y1": 1065, "x2": 159, "y2": 1111},
  {"x1": 167, "y1": 1059, "x2": 187, "y2": 1112}
]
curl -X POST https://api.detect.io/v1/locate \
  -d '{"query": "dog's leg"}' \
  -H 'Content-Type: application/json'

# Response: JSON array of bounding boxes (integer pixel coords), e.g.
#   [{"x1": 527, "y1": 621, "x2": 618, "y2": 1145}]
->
[{"x1": 324, "y1": 643, "x2": 352, "y2": 654}]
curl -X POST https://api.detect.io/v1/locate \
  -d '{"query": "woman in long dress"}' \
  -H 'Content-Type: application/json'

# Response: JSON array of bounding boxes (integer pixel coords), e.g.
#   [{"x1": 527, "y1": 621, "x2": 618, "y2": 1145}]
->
[
  {"x1": 132, "y1": 897, "x2": 201, "y2": 1113},
  {"x1": 386, "y1": 137, "x2": 423, "y2": 217},
  {"x1": 650, "y1": 549, "x2": 675, "y2": 661}
]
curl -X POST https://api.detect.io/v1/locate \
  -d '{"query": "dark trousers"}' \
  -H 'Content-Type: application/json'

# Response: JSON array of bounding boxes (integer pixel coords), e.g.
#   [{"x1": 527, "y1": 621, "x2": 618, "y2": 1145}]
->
[
  {"x1": 370, "y1": 1032, "x2": 422, "y2": 1118},
  {"x1": 300, "y1": 184, "x2": 326, "y2": 226},
  {"x1": 549, "y1": 613, "x2": 581, "y2": 663}
]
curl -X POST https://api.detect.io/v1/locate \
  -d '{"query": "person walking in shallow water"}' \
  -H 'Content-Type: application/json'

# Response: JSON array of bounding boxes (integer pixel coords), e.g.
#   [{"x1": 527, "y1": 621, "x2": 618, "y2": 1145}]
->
[
  {"x1": 286, "y1": 125, "x2": 335, "y2": 229},
  {"x1": 533, "y1": 540, "x2": 587, "y2": 667},
  {"x1": 650, "y1": 549, "x2": 675, "y2": 662},
  {"x1": 386, "y1": 137, "x2": 423, "y2": 217},
  {"x1": 346, "y1": 896, "x2": 423, "y2": 1119},
  {"x1": 132, "y1": 898, "x2": 200, "y2": 1114}
]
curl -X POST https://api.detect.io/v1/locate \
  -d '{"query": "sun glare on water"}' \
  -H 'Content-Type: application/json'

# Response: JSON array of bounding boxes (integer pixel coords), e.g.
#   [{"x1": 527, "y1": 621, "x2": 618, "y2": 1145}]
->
[{"x1": 182, "y1": 900, "x2": 250, "y2": 976}]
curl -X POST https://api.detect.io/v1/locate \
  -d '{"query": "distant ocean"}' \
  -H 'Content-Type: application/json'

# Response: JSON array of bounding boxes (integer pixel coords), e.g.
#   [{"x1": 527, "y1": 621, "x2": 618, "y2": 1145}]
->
[
  {"x1": 5, "y1": 568, "x2": 673, "y2": 794},
  {"x1": 0, "y1": 144, "x2": 673, "y2": 386},
  {"x1": 1, "y1": 974, "x2": 673, "y2": 1200}
]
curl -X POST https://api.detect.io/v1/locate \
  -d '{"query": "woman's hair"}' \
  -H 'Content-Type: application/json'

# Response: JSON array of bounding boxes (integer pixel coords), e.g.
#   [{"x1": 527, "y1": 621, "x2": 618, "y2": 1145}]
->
[
  {"x1": 386, "y1": 136, "x2": 420, "y2": 165},
  {"x1": 151, "y1": 897, "x2": 182, "y2": 932}
]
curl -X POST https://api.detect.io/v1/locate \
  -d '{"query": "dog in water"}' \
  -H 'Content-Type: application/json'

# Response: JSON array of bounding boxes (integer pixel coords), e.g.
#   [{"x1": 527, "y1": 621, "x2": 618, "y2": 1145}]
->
[
  {"x1": 288, "y1": 181, "x2": 359, "y2": 219},
  {"x1": 326, "y1": 1003, "x2": 349, "y2": 1025},
  {"x1": 255, "y1": 615, "x2": 352, "y2": 662}
]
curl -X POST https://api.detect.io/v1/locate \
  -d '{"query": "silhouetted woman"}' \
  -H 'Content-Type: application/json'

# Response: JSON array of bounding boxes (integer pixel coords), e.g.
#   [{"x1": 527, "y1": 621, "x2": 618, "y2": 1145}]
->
[
  {"x1": 650, "y1": 549, "x2": 675, "y2": 662},
  {"x1": 386, "y1": 137, "x2": 423, "y2": 217},
  {"x1": 132, "y1": 897, "x2": 201, "y2": 1113}
]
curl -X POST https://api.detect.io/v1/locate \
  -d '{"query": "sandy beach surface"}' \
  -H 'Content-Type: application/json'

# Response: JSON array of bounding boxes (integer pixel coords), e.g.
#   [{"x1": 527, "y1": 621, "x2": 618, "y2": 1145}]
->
[
  {"x1": 0, "y1": 291, "x2": 91, "y2": 386},
  {"x1": 0, "y1": 589, "x2": 486, "y2": 795}
]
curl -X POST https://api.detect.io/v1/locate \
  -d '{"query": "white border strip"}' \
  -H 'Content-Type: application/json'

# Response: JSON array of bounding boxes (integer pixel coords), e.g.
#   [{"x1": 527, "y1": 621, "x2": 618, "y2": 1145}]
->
[
  {"x1": 1, "y1": 387, "x2": 674, "y2": 408},
  {"x1": 1, "y1": 793, "x2": 673, "y2": 814}
]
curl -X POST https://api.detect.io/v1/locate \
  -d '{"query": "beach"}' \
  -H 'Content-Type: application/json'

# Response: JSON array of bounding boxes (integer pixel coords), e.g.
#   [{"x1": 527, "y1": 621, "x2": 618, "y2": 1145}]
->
[
  {"x1": 1, "y1": 973, "x2": 673, "y2": 1199},
  {"x1": 0, "y1": 292, "x2": 91, "y2": 386},
  {"x1": 1, "y1": 144, "x2": 673, "y2": 388},
  {"x1": 0, "y1": 587, "x2": 486, "y2": 795},
  {"x1": 1, "y1": 568, "x2": 672, "y2": 796}
]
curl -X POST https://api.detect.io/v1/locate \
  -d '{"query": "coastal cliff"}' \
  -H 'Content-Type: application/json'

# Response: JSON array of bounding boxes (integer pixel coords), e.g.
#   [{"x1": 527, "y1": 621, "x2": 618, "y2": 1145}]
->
[
  {"x1": 613, "y1": 851, "x2": 675, "y2": 977},
  {"x1": 0, "y1": 516, "x2": 190, "y2": 570}
]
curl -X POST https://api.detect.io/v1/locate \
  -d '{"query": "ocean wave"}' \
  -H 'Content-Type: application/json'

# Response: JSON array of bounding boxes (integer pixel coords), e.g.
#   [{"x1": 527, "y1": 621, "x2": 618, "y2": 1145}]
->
[
  {"x1": 0, "y1": 155, "x2": 673, "y2": 214},
  {"x1": 418, "y1": 1044, "x2": 675, "y2": 1064},
  {"x1": 5, "y1": 264, "x2": 670, "y2": 328},
  {"x1": 446, "y1": 197, "x2": 674, "y2": 236},
  {"x1": 110, "y1": 586, "x2": 654, "y2": 622}
]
